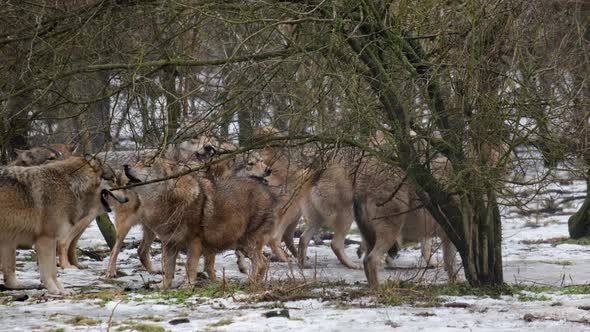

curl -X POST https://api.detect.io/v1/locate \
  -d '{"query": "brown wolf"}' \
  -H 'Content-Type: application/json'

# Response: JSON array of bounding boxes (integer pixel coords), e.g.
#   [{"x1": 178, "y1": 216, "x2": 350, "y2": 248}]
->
[
  {"x1": 57, "y1": 137, "x2": 213, "y2": 269},
  {"x1": 0, "y1": 156, "x2": 126, "y2": 295},
  {"x1": 122, "y1": 158, "x2": 278, "y2": 287},
  {"x1": 104, "y1": 139, "x2": 272, "y2": 278}
]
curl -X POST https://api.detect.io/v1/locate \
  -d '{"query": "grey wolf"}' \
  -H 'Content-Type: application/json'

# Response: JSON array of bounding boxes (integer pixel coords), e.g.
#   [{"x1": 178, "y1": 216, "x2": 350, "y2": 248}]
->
[
  {"x1": 251, "y1": 127, "x2": 363, "y2": 269},
  {"x1": 0, "y1": 156, "x2": 126, "y2": 295},
  {"x1": 10, "y1": 144, "x2": 75, "y2": 166}
]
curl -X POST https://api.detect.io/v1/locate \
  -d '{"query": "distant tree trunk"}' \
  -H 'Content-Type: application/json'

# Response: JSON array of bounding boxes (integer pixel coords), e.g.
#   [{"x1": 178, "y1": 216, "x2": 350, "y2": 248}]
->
[
  {"x1": 78, "y1": 72, "x2": 112, "y2": 153},
  {"x1": 162, "y1": 65, "x2": 181, "y2": 144},
  {"x1": 238, "y1": 107, "x2": 253, "y2": 145},
  {"x1": 1, "y1": 95, "x2": 31, "y2": 162},
  {"x1": 89, "y1": 72, "x2": 112, "y2": 152}
]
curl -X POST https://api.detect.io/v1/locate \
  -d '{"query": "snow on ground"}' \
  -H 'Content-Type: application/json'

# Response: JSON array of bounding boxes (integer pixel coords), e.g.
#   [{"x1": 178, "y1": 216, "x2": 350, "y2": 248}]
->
[{"x1": 3, "y1": 178, "x2": 590, "y2": 331}]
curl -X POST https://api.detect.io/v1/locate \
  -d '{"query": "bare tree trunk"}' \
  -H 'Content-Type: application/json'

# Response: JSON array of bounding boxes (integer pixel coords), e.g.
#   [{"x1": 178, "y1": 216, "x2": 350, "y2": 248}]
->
[
  {"x1": 238, "y1": 107, "x2": 253, "y2": 145},
  {"x1": 162, "y1": 65, "x2": 180, "y2": 144},
  {"x1": 2, "y1": 95, "x2": 31, "y2": 162},
  {"x1": 88, "y1": 72, "x2": 112, "y2": 152}
]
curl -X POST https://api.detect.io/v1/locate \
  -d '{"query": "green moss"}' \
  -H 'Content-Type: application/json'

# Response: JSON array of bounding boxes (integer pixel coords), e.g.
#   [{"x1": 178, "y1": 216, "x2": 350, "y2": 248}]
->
[
  {"x1": 561, "y1": 236, "x2": 590, "y2": 245},
  {"x1": 117, "y1": 323, "x2": 165, "y2": 332},
  {"x1": 517, "y1": 294, "x2": 550, "y2": 302},
  {"x1": 208, "y1": 318, "x2": 234, "y2": 327},
  {"x1": 432, "y1": 283, "x2": 489, "y2": 297},
  {"x1": 541, "y1": 260, "x2": 573, "y2": 266},
  {"x1": 65, "y1": 315, "x2": 101, "y2": 326},
  {"x1": 137, "y1": 316, "x2": 163, "y2": 322},
  {"x1": 561, "y1": 285, "x2": 590, "y2": 294}
]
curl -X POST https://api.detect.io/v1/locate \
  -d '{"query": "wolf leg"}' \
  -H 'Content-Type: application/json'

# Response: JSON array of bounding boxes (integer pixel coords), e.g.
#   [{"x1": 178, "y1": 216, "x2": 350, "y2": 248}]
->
[
  {"x1": 235, "y1": 250, "x2": 248, "y2": 274},
  {"x1": 247, "y1": 241, "x2": 267, "y2": 284},
  {"x1": 160, "y1": 242, "x2": 179, "y2": 289},
  {"x1": 106, "y1": 213, "x2": 136, "y2": 278},
  {"x1": 138, "y1": 226, "x2": 159, "y2": 274},
  {"x1": 185, "y1": 238, "x2": 202, "y2": 286},
  {"x1": 329, "y1": 210, "x2": 361, "y2": 269},
  {"x1": 297, "y1": 222, "x2": 319, "y2": 268},
  {"x1": 279, "y1": 202, "x2": 301, "y2": 258},
  {"x1": 420, "y1": 237, "x2": 436, "y2": 268},
  {"x1": 204, "y1": 253, "x2": 216, "y2": 281},
  {"x1": 442, "y1": 234, "x2": 458, "y2": 283},
  {"x1": 67, "y1": 231, "x2": 86, "y2": 269},
  {"x1": 268, "y1": 238, "x2": 289, "y2": 262},
  {"x1": 1, "y1": 242, "x2": 25, "y2": 290},
  {"x1": 363, "y1": 237, "x2": 393, "y2": 288},
  {"x1": 36, "y1": 236, "x2": 70, "y2": 295},
  {"x1": 58, "y1": 217, "x2": 93, "y2": 269}
]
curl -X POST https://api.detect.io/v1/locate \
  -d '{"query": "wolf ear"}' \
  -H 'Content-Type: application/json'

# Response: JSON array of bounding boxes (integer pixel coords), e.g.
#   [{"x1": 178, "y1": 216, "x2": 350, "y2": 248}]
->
[
  {"x1": 84, "y1": 154, "x2": 101, "y2": 168},
  {"x1": 14, "y1": 149, "x2": 26, "y2": 156},
  {"x1": 65, "y1": 144, "x2": 76, "y2": 153}
]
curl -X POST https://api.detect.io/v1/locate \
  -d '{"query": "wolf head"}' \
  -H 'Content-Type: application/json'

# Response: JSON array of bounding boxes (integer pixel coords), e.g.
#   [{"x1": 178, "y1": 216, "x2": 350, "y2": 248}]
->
[
  {"x1": 233, "y1": 151, "x2": 272, "y2": 178},
  {"x1": 124, "y1": 158, "x2": 200, "y2": 200},
  {"x1": 79, "y1": 156, "x2": 129, "y2": 212}
]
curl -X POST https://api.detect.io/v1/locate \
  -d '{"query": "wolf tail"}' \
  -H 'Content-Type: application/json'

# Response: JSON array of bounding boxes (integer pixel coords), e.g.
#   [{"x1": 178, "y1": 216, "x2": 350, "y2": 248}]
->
[{"x1": 353, "y1": 194, "x2": 376, "y2": 254}]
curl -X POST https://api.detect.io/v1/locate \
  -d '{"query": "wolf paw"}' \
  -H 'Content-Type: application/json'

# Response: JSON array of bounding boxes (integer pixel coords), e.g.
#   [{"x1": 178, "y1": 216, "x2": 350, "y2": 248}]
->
[
  {"x1": 348, "y1": 263, "x2": 363, "y2": 270},
  {"x1": 73, "y1": 263, "x2": 88, "y2": 270},
  {"x1": 4, "y1": 280, "x2": 29, "y2": 290}
]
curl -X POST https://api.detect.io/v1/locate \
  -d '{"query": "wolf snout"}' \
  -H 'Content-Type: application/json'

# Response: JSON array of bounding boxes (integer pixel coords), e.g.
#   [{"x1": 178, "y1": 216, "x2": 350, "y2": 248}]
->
[{"x1": 264, "y1": 167, "x2": 272, "y2": 177}]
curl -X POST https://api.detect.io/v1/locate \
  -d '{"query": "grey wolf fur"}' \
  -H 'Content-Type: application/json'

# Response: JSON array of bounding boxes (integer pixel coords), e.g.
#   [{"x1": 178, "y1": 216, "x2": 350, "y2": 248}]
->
[
  {"x1": 0, "y1": 157, "x2": 126, "y2": 295},
  {"x1": 10, "y1": 144, "x2": 75, "y2": 166}
]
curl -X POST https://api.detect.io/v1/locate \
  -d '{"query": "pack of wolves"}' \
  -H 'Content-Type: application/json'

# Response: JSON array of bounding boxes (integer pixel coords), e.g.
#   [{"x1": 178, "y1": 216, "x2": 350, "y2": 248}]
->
[{"x1": 0, "y1": 130, "x2": 458, "y2": 295}]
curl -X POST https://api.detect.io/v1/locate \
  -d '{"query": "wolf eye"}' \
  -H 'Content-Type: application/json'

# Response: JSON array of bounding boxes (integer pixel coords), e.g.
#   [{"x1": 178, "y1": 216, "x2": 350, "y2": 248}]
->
[{"x1": 247, "y1": 162, "x2": 255, "y2": 166}]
